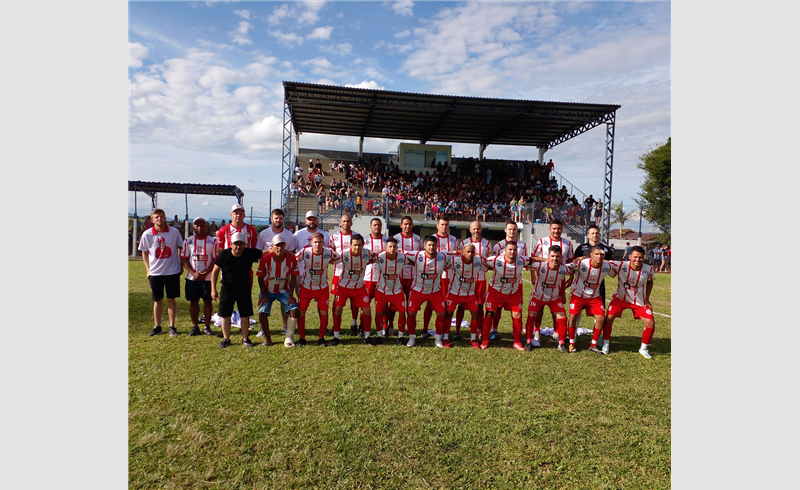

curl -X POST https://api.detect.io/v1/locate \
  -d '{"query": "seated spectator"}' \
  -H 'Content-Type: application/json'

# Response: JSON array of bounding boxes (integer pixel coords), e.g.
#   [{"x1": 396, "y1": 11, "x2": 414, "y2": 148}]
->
[{"x1": 424, "y1": 202, "x2": 433, "y2": 221}]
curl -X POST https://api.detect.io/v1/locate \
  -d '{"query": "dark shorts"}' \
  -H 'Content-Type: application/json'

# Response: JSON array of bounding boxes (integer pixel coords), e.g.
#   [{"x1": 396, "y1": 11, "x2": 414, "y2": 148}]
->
[
  {"x1": 218, "y1": 287, "x2": 254, "y2": 318},
  {"x1": 148, "y1": 273, "x2": 181, "y2": 302},
  {"x1": 185, "y1": 279, "x2": 212, "y2": 302}
]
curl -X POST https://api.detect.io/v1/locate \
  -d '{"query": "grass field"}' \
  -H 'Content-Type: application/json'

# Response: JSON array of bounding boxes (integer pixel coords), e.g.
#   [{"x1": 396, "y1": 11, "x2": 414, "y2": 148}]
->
[{"x1": 129, "y1": 260, "x2": 671, "y2": 489}]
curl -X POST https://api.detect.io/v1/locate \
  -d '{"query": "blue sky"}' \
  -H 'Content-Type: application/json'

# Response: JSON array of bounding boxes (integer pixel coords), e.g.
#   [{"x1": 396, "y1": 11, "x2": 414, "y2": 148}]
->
[{"x1": 128, "y1": 1, "x2": 670, "y2": 225}]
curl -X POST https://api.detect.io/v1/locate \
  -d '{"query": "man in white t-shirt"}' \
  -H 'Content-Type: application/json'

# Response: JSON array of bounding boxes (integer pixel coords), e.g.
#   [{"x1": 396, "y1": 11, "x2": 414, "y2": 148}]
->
[
  {"x1": 180, "y1": 217, "x2": 218, "y2": 336},
  {"x1": 255, "y1": 208, "x2": 297, "y2": 337},
  {"x1": 139, "y1": 208, "x2": 184, "y2": 337}
]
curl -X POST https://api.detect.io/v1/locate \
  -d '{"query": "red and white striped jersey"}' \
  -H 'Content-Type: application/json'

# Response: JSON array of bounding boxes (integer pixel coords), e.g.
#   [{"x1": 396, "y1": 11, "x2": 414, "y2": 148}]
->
[
  {"x1": 293, "y1": 228, "x2": 331, "y2": 275},
  {"x1": 295, "y1": 247, "x2": 341, "y2": 290},
  {"x1": 608, "y1": 260, "x2": 653, "y2": 306},
  {"x1": 462, "y1": 237, "x2": 491, "y2": 281},
  {"x1": 329, "y1": 231, "x2": 352, "y2": 278},
  {"x1": 482, "y1": 255, "x2": 532, "y2": 295},
  {"x1": 492, "y1": 239, "x2": 528, "y2": 257},
  {"x1": 532, "y1": 236, "x2": 574, "y2": 261},
  {"x1": 447, "y1": 256, "x2": 483, "y2": 297},
  {"x1": 256, "y1": 253, "x2": 299, "y2": 294},
  {"x1": 434, "y1": 233, "x2": 461, "y2": 280},
  {"x1": 403, "y1": 251, "x2": 448, "y2": 294},
  {"x1": 375, "y1": 251, "x2": 407, "y2": 295},
  {"x1": 180, "y1": 235, "x2": 218, "y2": 281},
  {"x1": 336, "y1": 249, "x2": 374, "y2": 290},
  {"x1": 567, "y1": 258, "x2": 616, "y2": 299},
  {"x1": 256, "y1": 227, "x2": 296, "y2": 252},
  {"x1": 394, "y1": 232, "x2": 421, "y2": 279},
  {"x1": 363, "y1": 234, "x2": 386, "y2": 282},
  {"x1": 530, "y1": 262, "x2": 569, "y2": 302},
  {"x1": 217, "y1": 223, "x2": 258, "y2": 250}
]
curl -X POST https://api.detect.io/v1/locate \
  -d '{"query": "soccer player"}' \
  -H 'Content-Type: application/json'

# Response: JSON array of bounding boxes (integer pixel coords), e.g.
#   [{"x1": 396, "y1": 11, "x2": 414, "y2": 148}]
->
[
  {"x1": 210, "y1": 232, "x2": 264, "y2": 348},
  {"x1": 373, "y1": 237, "x2": 407, "y2": 344},
  {"x1": 488, "y1": 221, "x2": 528, "y2": 340},
  {"x1": 572, "y1": 224, "x2": 614, "y2": 338},
  {"x1": 403, "y1": 235, "x2": 449, "y2": 347},
  {"x1": 422, "y1": 217, "x2": 460, "y2": 336},
  {"x1": 480, "y1": 241, "x2": 534, "y2": 350},
  {"x1": 256, "y1": 235, "x2": 300, "y2": 347},
  {"x1": 525, "y1": 245, "x2": 571, "y2": 351},
  {"x1": 180, "y1": 217, "x2": 217, "y2": 336},
  {"x1": 255, "y1": 208, "x2": 298, "y2": 337},
  {"x1": 331, "y1": 234, "x2": 377, "y2": 345},
  {"x1": 295, "y1": 233, "x2": 341, "y2": 347},
  {"x1": 217, "y1": 204, "x2": 258, "y2": 250},
  {"x1": 563, "y1": 245, "x2": 616, "y2": 353},
  {"x1": 590, "y1": 246, "x2": 656, "y2": 358},
  {"x1": 531, "y1": 220, "x2": 575, "y2": 343},
  {"x1": 390, "y1": 216, "x2": 421, "y2": 337},
  {"x1": 329, "y1": 214, "x2": 359, "y2": 335},
  {"x1": 443, "y1": 244, "x2": 483, "y2": 348},
  {"x1": 293, "y1": 210, "x2": 330, "y2": 258},
  {"x1": 456, "y1": 221, "x2": 491, "y2": 341},
  {"x1": 139, "y1": 208, "x2": 184, "y2": 337},
  {"x1": 363, "y1": 218, "x2": 386, "y2": 302}
]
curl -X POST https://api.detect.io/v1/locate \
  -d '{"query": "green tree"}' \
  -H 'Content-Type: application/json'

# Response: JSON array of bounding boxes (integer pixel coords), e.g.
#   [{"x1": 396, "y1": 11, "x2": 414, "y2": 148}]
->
[
  {"x1": 610, "y1": 201, "x2": 636, "y2": 239},
  {"x1": 634, "y1": 138, "x2": 671, "y2": 243}
]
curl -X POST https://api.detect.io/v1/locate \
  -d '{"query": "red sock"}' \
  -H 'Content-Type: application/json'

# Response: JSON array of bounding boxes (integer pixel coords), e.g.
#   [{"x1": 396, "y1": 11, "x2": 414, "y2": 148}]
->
[
  {"x1": 482, "y1": 315, "x2": 493, "y2": 340},
  {"x1": 374, "y1": 313, "x2": 383, "y2": 332},
  {"x1": 569, "y1": 323, "x2": 577, "y2": 344},
  {"x1": 407, "y1": 315, "x2": 416, "y2": 335},
  {"x1": 333, "y1": 314, "x2": 342, "y2": 333},
  {"x1": 470, "y1": 317, "x2": 479, "y2": 335},
  {"x1": 525, "y1": 316, "x2": 535, "y2": 342},
  {"x1": 423, "y1": 304, "x2": 433, "y2": 330},
  {"x1": 319, "y1": 315, "x2": 328, "y2": 339},
  {"x1": 492, "y1": 311, "x2": 502, "y2": 331},
  {"x1": 398, "y1": 314, "x2": 406, "y2": 333},
  {"x1": 351, "y1": 304, "x2": 359, "y2": 324},
  {"x1": 602, "y1": 319, "x2": 613, "y2": 341},
  {"x1": 642, "y1": 326, "x2": 655, "y2": 344},
  {"x1": 361, "y1": 314, "x2": 371, "y2": 334},
  {"x1": 298, "y1": 316, "x2": 306, "y2": 338},
  {"x1": 591, "y1": 320, "x2": 603, "y2": 344},
  {"x1": 455, "y1": 308, "x2": 464, "y2": 333},
  {"x1": 512, "y1": 316, "x2": 522, "y2": 343},
  {"x1": 556, "y1": 317, "x2": 567, "y2": 343}
]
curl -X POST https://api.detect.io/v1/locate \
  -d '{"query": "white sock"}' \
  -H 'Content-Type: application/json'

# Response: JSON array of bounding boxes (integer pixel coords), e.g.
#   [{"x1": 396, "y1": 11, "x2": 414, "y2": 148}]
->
[
  {"x1": 603, "y1": 340, "x2": 610, "y2": 347},
  {"x1": 378, "y1": 330, "x2": 384, "y2": 338},
  {"x1": 641, "y1": 342, "x2": 648, "y2": 350},
  {"x1": 435, "y1": 334, "x2": 442, "y2": 342},
  {"x1": 334, "y1": 331, "x2": 340, "y2": 339},
  {"x1": 351, "y1": 319, "x2": 357, "y2": 326},
  {"x1": 443, "y1": 333, "x2": 449, "y2": 340},
  {"x1": 409, "y1": 334, "x2": 415, "y2": 340},
  {"x1": 398, "y1": 332, "x2": 404, "y2": 339},
  {"x1": 364, "y1": 331, "x2": 370, "y2": 339},
  {"x1": 470, "y1": 333, "x2": 476, "y2": 340}
]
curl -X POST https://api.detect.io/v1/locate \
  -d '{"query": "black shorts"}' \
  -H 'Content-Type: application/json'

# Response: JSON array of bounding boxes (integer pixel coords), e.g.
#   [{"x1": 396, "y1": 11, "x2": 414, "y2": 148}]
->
[
  {"x1": 218, "y1": 287, "x2": 254, "y2": 318},
  {"x1": 357, "y1": 204, "x2": 362, "y2": 210},
  {"x1": 185, "y1": 279, "x2": 212, "y2": 302},
  {"x1": 148, "y1": 273, "x2": 181, "y2": 302}
]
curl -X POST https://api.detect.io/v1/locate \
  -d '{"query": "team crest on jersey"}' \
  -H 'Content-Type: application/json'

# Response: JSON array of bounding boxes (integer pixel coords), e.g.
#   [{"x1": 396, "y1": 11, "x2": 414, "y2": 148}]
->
[
  {"x1": 455, "y1": 264, "x2": 461, "y2": 269},
  {"x1": 642, "y1": 271, "x2": 649, "y2": 276},
  {"x1": 363, "y1": 296, "x2": 370, "y2": 303},
  {"x1": 418, "y1": 256, "x2": 424, "y2": 262},
  {"x1": 379, "y1": 258, "x2": 385, "y2": 264},
  {"x1": 344, "y1": 257, "x2": 349, "y2": 262},
  {"x1": 436, "y1": 255, "x2": 443, "y2": 262},
  {"x1": 581, "y1": 266, "x2": 587, "y2": 272}
]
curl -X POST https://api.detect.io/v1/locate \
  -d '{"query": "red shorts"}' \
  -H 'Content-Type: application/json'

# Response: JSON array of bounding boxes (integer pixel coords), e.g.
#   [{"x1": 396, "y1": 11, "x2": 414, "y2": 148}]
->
[
  {"x1": 334, "y1": 285, "x2": 371, "y2": 309},
  {"x1": 400, "y1": 277, "x2": 413, "y2": 297},
  {"x1": 299, "y1": 286, "x2": 330, "y2": 312},
  {"x1": 364, "y1": 280, "x2": 378, "y2": 300},
  {"x1": 331, "y1": 274, "x2": 341, "y2": 295},
  {"x1": 475, "y1": 279, "x2": 487, "y2": 305},
  {"x1": 408, "y1": 290, "x2": 446, "y2": 314},
  {"x1": 375, "y1": 290, "x2": 406, "y2": 314},
  {"x1": 484, "y1": 289, "x2": 524, "y2": 313},
  {"x1": 446, "y1": 293, "x2": 478, "y2": 312},
  {"x1": 607, "y1": 297, "x2": 654, "y2": 320},
  {"x1": 569, "y1": 295, "x2": 605, "y2": 317},
  {"x1": 527, "y1": 295, "x2": 566, "y2": 315}
]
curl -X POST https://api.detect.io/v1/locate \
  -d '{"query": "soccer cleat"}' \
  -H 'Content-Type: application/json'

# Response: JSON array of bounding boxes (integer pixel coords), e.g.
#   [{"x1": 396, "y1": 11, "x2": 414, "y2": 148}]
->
[
  {"x1": 489, "y1": 331, "x2": 500, "y2": 341},
  {"x1": 330, "y1": 338, "x2": 341, "y2": 346},
  {"x1": 219, "y1": 339, "x2": 231, "y2": 349},
  {"x1": 350, "y1": 325, "x2": 358, "y2": 336},
  {"x1": 374, "y1": 336, "x2": 384, "y2": 345},
  {"x1": 480, "y1": 339, "x2": 490, "y2": 350},
  {"x1": 443, "y1": 339, "x2": 452, "y2": 348},
  {"x1": 283, "y1": 338, "x2": 295, "y2": 348},
  {"x1": 451, "y1": 332, "x2": 461, "y2": 341},
  {"x1": 261, "y1": 341, "x2": 273, "y2": 347},
  {"x1": 639, "y1": 347, "x2": 652, "y2": 359},
  {"x1": 168, "y1": 326, "x2": 178, "y2": 337},
  {"x1": 256, "y1": 328, "x2": 265, "y2": 338},
  {"x1": 589, "y1": 346, "x2": 605, "y2": 355},
  {"x1": 434, "y1": 339, "x2": 444, "y2": 348},
  {"x1": 317, "y1": 338, "x2": 328, "y2": 347},
  {"x1": 296, "y1": 338, "x2": 307, "y2": 347},
  {"x1": 406, "y1": 336, "x2": 416, "y2": 348},
  {"x1": 552, "y1": 332, "x2": 559, "y2": 342},
  {"x1": 557, "y1": 343, "x2": 568, "y2": 353},
  {"x1": 397, "y1": 337, "x2": 407, "y2": 345},
  {"x1": 386, "y1": 326, "x2": 394, "y2": 338},
  {"x1": 419, "y1": 331, "x2": 431, "y2": 339},
  {"x1": 602, "y1": 343, "x2": 610, "y2": 355},
  {"x1": 568, "y1": 344, "x2": 577, "y2": 354},
  {"x1": 242, "y1": 337, "x2": 254, "y2": 347},
  {"x1": 357, "y1": 326, "x2": 365, "y2": 339},
  {"x1": 149, "y1": 326, "x2": 162, "y2": 336},
  {"x1": 524, "y1": 342, "x2": 534, "y2": 352},
  {"x1": 187, "y1": 326, "x2": 201, "y2": 337},
  {"x1": 513, "y1": 342, "x2": 525, "y2": 351},
  {"x1": 470, "y1": 340, "x2": 481, "y2": 349},
  {"x1": 203, "y1": 326, "x2": 214, "y2": 336},
  {"x1": 365, "y1": 337, "x2": 376, "y2": 346},
  {"x1": 530, "y1": 339, "x2": 540, "y2": 347}
]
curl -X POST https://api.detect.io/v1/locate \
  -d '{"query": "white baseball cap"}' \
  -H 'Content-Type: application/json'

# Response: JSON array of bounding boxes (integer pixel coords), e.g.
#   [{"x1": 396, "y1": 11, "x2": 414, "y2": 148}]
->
[
  {"x1": 192, "y1": 217, "x2": 206, "y2": 225},
  {"x1": 305, "y1": 210, "x2": 319, "y2": 219},
  {"x1": 271, "y1": 235, "x2": 287, "y2": 245},
  {"x1": 230, "y1": 232, "x2": 246, "y2": 244},
  {"x1": 231, "y1": 204, "x2": 245, "y2": 212}
]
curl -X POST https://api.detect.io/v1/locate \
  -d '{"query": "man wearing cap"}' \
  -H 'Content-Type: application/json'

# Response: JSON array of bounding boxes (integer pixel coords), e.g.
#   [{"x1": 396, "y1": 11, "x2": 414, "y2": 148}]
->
[
  {"x1": 293, "y1": 210, "x2": 330, "y2": 259},
  {"x1": 255, "y1": 208, "x2": 297, "y2": 337},
  {"x1": 217, "y1": 204, "x2": 258, "y2": 251},
  {"x1": 180, "y1": 217, "x2": 218, "y2": 336},
  {"x1": 139, "y1": 208, "x2": 184, "y2": 337},
  {"x1": 256, "y1": 235, "x2": 300, "y2": 347},
  {"x1": 210, "y1": 232, "x2": 265, "y2": 348}
]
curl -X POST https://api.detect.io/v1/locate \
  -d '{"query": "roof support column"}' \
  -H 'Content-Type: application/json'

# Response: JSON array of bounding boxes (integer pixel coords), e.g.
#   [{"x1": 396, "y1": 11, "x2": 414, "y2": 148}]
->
[
  {"x1": 294, "y1": 133, "x2": 300, "y2": 160},
  {"x1": 359, "y1": 137, "x2": 364, "y2": 158},
  {"x1": 281, "y1": 100, "x2": 293, "y2": 211},
  {"x1": 479, "y1": 143, "x2": 486, "y2": 159},
  {"x1": 601, "y1": 116, "x2": 616, "y2": 243},
  {"x1": 538, "y1": 147, "x2": 547, "y2": 164}
]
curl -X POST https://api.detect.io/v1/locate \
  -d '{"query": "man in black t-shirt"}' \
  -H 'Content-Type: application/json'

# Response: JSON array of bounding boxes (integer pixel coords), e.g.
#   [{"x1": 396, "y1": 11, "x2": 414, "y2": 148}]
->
[{"x1": 210, "y1": 232, "x2": 264, "y2": 348}]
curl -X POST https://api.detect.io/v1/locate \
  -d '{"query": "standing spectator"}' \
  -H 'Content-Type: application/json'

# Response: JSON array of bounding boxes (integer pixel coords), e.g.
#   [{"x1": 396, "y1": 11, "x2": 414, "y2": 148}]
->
[
  {"x1": 180, "y1": 217, "x2": 218, "y2": 336},
  {"x1": 660, "y1": 245, "x2": 670, "y2": 273},
  {"x1": 209, "y1": 220, "x2": 219, "y2": 235},
  {"x1": 139, "y1": 208, "x2": 184, "y2": 337},
  {"x1": 623, "y1": 242, "x2": 632, "y2": 261},
  {"x1": 652, "y1": 245, "x2": 662, "y2": 271},
  {"x1": 594, "y1": 199, "x2": 603, "y2": 226}
]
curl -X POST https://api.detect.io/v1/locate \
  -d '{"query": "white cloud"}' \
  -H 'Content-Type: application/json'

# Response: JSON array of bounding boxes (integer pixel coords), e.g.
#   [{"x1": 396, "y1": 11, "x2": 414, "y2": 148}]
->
[
  {"x1": 301, "y1": 57, "x2": 334, "y2": 75},
  {"x1": 268, "y1": 2, "x2": 325, "y2": 27},
  {"x1": 129, "y1": 42, "x2": 149, "y2": 68},
  {"x1": 307, "y1": 26, "x2": 333, "y2": 40},
  {"x1": 234, "y1": 116, "x2": 283, "y2": 151},
  {"x1": 390, "y1": 0, "x2": 414, "y2": 18},
  {"x1": 344, "y1": 80, "x2": 384, "y2": 90},
  {"x1": 394, "y1": 30, "x2": 411, "y2": 39},
  {"x1": 269, "y1": 30, "x2": 304, "y2": 47},
  {"x1": 233, "y1": 9, "x2": 250, "y2": 20},
  {"x1": 319, "y1": 43, "x2": 352, "y2": 56}
]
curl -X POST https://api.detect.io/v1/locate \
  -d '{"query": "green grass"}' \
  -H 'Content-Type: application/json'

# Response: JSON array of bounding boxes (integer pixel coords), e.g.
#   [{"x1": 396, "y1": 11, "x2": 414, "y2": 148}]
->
[{"x1": 129, "y1": 260, "x2": 671, "y2": 489}]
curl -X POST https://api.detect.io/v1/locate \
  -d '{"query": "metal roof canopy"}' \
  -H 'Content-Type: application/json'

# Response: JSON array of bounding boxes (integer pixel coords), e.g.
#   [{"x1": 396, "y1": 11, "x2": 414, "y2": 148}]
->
[{"x1": 283, "y1": 81, "x2": 620, "y2": 149}]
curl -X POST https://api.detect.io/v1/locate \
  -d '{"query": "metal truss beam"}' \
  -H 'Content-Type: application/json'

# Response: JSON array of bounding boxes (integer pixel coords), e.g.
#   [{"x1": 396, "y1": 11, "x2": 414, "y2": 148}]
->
[
  {"x1": 280, "y1": 101, "x2": 293, "y2": 211},
  {"x1": 547, "y1": 112, "x2": 617, "y2": 150},
  {"x1": 600, "y1": 115, "x2": 616, "y2": 243},
  {"x1": 420, "y1": 99, "x2": 457, "y2": 144}
]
